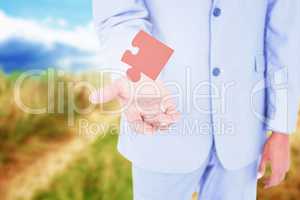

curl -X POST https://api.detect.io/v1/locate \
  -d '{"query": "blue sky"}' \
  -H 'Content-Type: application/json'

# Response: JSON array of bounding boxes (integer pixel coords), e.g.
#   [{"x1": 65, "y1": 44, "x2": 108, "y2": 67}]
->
[
  {"x1": 0, "y1": 0, "x2": 100, "y2": 73},
  {"x1": 0, "y1": 0, "x2": 92, "y2": 28}
]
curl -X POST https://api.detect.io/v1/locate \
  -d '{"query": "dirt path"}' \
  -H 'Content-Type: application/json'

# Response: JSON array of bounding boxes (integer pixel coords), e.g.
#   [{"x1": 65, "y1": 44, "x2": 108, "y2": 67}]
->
[{"x1": 3, "y1": 114, "x2": 119, "y2": 200}]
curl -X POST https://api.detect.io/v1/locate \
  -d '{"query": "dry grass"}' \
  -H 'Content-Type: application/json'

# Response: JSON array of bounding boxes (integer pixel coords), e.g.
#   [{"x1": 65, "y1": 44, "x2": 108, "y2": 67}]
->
[{"x1": 0, "y1": 70, "x2": 112, "y2": 192}]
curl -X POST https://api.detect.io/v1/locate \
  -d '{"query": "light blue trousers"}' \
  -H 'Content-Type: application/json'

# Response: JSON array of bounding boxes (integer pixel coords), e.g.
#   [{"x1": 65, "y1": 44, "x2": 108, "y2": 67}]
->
[{"x1": 132, "y1": 147, "x2": 259, "y2": 200}]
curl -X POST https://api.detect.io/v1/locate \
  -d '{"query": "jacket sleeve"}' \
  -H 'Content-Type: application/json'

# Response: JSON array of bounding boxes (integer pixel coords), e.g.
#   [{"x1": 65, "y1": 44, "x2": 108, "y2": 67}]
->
[
  {"x1": 265, "y1": 0, "x2": 300, "y2": 134},
  {"x1": 92, "y1": 0, "x2": 152, "y2": 74}
]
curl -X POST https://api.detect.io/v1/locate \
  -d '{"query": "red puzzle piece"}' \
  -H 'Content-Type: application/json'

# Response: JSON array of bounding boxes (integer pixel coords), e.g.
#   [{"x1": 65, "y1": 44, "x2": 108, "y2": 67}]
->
[{"x1": 121, "y1": 31, "x2": 174, "y2": 82}]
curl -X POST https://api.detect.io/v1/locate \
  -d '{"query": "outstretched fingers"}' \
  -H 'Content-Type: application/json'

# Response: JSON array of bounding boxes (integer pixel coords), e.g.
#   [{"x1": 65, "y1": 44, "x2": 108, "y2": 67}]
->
[{"x1": 89, "y1": 79, "x2": 127, "y2": 104}]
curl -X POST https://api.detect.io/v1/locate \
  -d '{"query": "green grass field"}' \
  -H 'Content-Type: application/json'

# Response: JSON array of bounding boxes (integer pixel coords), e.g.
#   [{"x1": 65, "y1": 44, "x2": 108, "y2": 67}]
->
[{"x1": 33, "y1": 133, "x2": 132, "y2": 200}]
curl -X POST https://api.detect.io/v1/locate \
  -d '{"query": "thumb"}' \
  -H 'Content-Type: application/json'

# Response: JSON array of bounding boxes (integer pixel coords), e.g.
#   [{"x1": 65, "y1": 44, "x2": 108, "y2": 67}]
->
[
  {"x1": 258, "y1": 155, "x2": 267, "y2": 179},
  {"x1": 89, "y1": 79, "x2": 123, "y2": 104}
]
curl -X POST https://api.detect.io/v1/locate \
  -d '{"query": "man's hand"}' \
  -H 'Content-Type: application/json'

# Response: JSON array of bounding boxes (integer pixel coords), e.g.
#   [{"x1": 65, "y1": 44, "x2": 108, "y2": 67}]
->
[
  {"x1": 89, "y1": 76, "x2": 180, "y2": 133},
  {"x1": 258, "y1": 132, "x2": 290, "y2": 189}
]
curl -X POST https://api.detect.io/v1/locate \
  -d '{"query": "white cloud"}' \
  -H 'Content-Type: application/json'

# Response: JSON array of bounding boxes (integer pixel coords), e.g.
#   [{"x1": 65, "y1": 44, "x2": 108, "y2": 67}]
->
[
  {"x1": 0, "y1": 11, "x2": 103, "y2": 70},
  {"x1": 57, "y1": 19, "x2": 68, "y2": 27},
  {"x1": 0, "y1": 11, "x2": 99, "y2": 51},
  {"x1": 43, "y1": 17, "x2": 69, "y2": 28}
]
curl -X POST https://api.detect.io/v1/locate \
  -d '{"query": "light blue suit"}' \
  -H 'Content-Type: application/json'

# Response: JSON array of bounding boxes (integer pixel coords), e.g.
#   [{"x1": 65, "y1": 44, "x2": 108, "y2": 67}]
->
[{"x1": 93, "y1": 0, "x2": 300, "y2": 199}]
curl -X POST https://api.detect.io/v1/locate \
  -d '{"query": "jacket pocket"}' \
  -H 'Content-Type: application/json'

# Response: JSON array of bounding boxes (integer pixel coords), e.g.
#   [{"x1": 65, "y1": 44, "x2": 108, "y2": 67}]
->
[{"x1": 254, "y1": 54, "x2": 266, "y2": 73}]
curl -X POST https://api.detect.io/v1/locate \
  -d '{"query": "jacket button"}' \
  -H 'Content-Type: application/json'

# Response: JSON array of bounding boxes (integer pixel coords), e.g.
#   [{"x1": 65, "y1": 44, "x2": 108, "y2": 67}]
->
[
  {"x1": 212, "y1": 67, "x2": 221, "y2": 76},
  {"x1": 213, "y1": 8, "x2": 222, "y2": 17}
]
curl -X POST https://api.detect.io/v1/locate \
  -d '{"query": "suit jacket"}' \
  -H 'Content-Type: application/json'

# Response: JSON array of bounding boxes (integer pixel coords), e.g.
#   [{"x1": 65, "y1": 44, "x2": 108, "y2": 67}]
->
[{"x1": 93, "y1": 0, "x2": 300, "y2": 173}]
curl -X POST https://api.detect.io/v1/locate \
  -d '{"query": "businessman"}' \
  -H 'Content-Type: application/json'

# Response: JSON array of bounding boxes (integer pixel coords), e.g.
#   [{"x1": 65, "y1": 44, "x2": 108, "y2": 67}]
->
[{"x1": 92, "y1": 0, "x2": 300, "y2": 199}]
